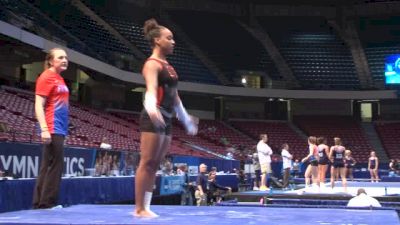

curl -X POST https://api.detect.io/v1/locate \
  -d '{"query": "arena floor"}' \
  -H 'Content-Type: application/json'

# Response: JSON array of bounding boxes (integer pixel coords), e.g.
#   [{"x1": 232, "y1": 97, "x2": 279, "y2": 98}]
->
[{"x1": 0, "y1": 204, "x2": 398, "y2": 225}]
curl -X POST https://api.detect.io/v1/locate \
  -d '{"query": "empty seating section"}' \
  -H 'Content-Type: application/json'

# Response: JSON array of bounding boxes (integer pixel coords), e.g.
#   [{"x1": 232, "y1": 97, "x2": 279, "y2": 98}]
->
[
  {"x1": 27, "y1": 0, "x2": 136, "y2": 65},
  {"x1": 169, "y1": 11, "x2": 281, "y2": 81},
  {"x1": 294, "y1": 116, "x2": 372, "y2": 162},
  {"x1": 230, "y1": 121, "x2": 307, "y2": 160},
  {"x1": 258, "y1": 17, "x2": 359, "y2": 89},
  {"x1": 0, "y1": 90, "x2": 36, "y2": 143},
  {"x1": 374, "y1": 122, "x2": 400, "y2": 159},
  {"x1": 358, "y1": 17, "x2": 400, "y2": 83},
  {"x1": 199, "y1": 120, "x2": 254, "y2": 147},
  {"x1": 68, "y1": 106, "x2": 140, "y2": 150},
  {"x1": 172, "y1": 120, "x2": 228, "y2": 156},
  {"x1": 99, "y1": 15, "x2": 219, "y2": 84},
  {"x1": 0, "y1": 0, "x2": 88, "y2": 55},
  {"x1": 196, "y1": 120, "x2": 255, "y2": 158},
  {"x1": 79, "y1": 0, "x2": 221, "y2": 84}
]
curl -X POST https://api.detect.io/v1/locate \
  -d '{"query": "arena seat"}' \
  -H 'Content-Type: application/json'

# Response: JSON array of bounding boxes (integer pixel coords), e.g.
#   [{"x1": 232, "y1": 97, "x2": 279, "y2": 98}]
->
[
  {"x1": 80, "y1": 0, "x2": 221, "y2": 84},
  {"x1": 374, "y1": 122, "x2": 400, "y2": 159},
  {"x1": 257, "y1": 17, "x2": 359, "y2": 90},
  {"x1": 168, "y1": 10, "x2": 281, "y2": 82},
  {"x1": 0, "y1": 0, "x2": 102, "y2": 61}
]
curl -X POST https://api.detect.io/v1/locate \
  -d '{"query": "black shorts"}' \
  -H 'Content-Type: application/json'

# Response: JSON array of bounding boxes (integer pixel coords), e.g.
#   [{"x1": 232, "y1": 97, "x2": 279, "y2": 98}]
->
[
  {"x1": 333, "y1": 161, "x2": 344, "y2": 168},
  {"x1": 139, "y1": 109, "x2": 172, "y2": 135},
  {"x1": 310, "y1": 160, "x2": 319, "y2": 167},
  {"x1": 309, "y1": 156, "x2": 318, "y2": 167},
  {"x1": 318, "y1": 158, "x2": 330, "y2": 165}
]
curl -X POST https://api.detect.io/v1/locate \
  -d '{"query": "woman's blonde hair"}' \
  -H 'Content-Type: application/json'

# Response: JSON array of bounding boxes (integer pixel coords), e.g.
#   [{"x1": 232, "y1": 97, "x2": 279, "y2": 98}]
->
[
  {"x1": 334, "y1": 137, "x2": 342, "y2": 146},
  {"x1": 44, "y1": 48, "x2": 65, "y2": 70},
  {"x1": 308, "y1": 136, "x2": 317, "y2": 144}
]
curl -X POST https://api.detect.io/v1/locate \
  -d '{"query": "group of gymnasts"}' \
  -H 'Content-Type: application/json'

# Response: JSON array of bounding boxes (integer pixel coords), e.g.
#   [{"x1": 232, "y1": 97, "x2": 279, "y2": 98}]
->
[{"x1": 302, "y1": 136, "x2": 379, "y2": 192}]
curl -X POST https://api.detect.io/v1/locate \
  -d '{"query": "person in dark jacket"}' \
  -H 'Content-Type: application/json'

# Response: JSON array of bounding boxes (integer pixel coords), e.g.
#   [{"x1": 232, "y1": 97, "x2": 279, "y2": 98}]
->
[{"x1": 207, "y1": 171, "x2": 231, "y2": 205}]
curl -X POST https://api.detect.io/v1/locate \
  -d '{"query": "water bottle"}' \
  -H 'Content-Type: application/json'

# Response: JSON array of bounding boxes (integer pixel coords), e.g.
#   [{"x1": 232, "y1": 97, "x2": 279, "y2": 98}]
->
[{"x1": 269, "y1": 187, "x2": 273, "y2": 195}]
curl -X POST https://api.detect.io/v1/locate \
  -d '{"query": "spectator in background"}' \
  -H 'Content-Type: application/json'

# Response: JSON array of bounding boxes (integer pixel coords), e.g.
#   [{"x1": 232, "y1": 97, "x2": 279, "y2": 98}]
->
[
  {"x1": 68, "y1": 122, "x2": 76, "y2": 134},
  {"x1": 292, "y1": 159, "x2": 301, "y2": 178},
  {"x1": 195, "y1": 164, "x2": 208, "y2": 206},
  {"x1": 180, "y1": 165, "x2": 194, "y2": 206},
  {"x1": 252, "y1": 152, "x2": 261, "y2": 190},
  {"x1": 207, "y1": 171, "x2": 231, "y2": 205},
  {"x1": 94, "y1": 154, "x2": 103, "y2": 176},
  {"x1": 281, "y1": 143, "x2": 293, "y2": 189},
  {"x1": 389, "y1": 159, "x2": 396, "y2": 171},
  {"x1": 101, "y1": 152, "x2": 110, "y2": 176},
  {"x1": 226, "y1": 151, "x2": 233, "y2": 159},
  {"x1": 389, "y1": 159, "x2": 398, "y2": 176},
  {"x1": 220, "y1": 136, "x2": 229, "y2": 146},
  {"x1": 110, "y1": 154, "x2": 120, "y2": 176},
  {"x1": 161, "y1": 158, "x2": 173, "y2": 176},
  {"x1": 123, "y1": 153, "x2": 135, "y2": 176},
  {"x1": 100, "y1": 137, "x2": 112, "y2": 150},
  {"x1": 208, "y1": 126, "x2": 216, "y2": 133},
  {"x1": 257, "y1": 134, "x2": 273, "y2": 191},
  {"x1": 347, "y1": 188, "x2": 381, "y2": 208},
  {"x1": 0, "y1": 121, "x2": 9, "y2": 132},
  {"x1": 397, "y1": 159, "x2": 400, "y2": 169},
  {"x1": 237, "y1": 169, "x2": 246, "y2": 186}
]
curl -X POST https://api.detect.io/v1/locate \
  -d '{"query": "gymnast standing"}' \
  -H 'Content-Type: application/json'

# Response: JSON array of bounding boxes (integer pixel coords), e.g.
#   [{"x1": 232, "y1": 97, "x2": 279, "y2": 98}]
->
[
  {"x1": 344, "y1": 149, "x2": 356, "y2": 181},
  {"x1": 368, "y1": 151, "x2": 379, "y2": 183},
  {"x1": 302, "y1": 136, "x2": 319, "y2": 189},
  {"x1": 329, "y1": 137, "x2": 347, "y2": 192},
  {"x1": 317, "y1": 137, "x2": 329, "y2": 187},
  {"x1": 134, "y1": 18, "x2": 198, "y2": 218}
]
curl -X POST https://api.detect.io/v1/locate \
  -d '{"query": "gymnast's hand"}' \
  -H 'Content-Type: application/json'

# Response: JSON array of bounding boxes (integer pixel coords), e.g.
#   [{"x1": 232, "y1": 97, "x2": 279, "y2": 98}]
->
[
  {"x1": 144, "y1": 92, "x2": 166, "y2": 128},
  {"x1": 185, "y1": 115, "x2": 198, "y2": 136},
  {"x1": 148, "y1": 109, "x2": 166, "y2": 129}
]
